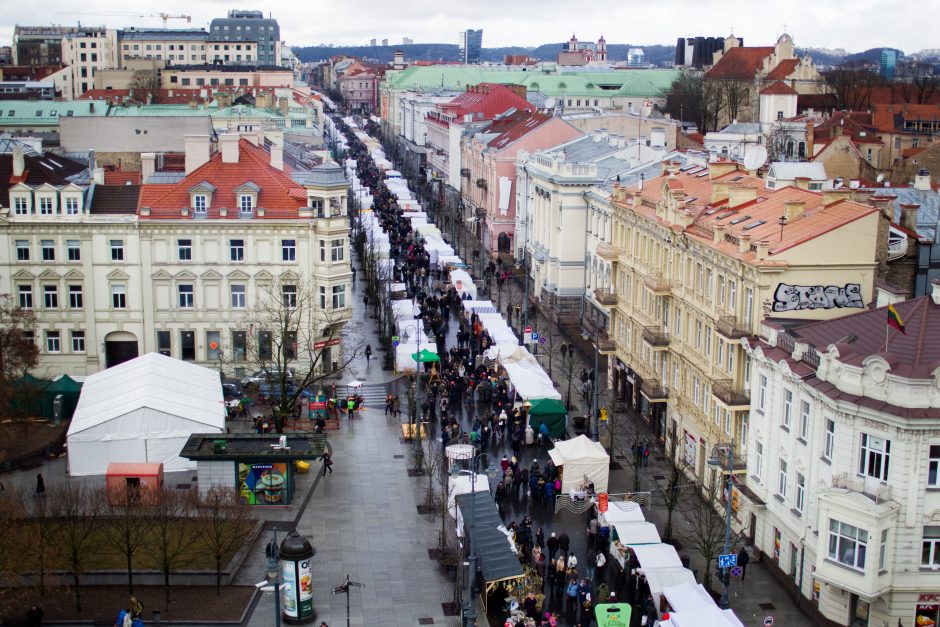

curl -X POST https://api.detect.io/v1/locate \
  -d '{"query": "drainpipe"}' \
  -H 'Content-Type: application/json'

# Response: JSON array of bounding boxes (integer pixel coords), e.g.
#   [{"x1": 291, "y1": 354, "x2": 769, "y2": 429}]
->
[{"x1": 579, "y1": 190, "x2": 590, "y2": 328}]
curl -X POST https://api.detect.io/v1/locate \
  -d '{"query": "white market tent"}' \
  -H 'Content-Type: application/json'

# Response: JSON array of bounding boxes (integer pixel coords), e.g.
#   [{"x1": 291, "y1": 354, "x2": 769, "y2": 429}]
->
[
  {"x1": 659, "y1": 605, "x2": 744, "y2": 627},
  {"x1": 447, "y1": 472, "x2": 491, "y2": 519},
  {"x1": 450, "y1": 269, "x2": 477, "y2": 299},
  {"x1": 548, "y1": 434, "x2": 610, "y2": 493},
  {"x1": 395, "y1": 341, "x2": 439, "y2": 373},
  {"x1": 501, "y1": 347, "x2": 561, "y2": 401},
  {"x1": 67, "y1": 353, "x2": 225, "y2": 476},
  {"x1": 610, "y1": 521, "x2": 661, "y2": 545},
  {"x1": 602, "y1": 500, "x2": 646, "y2": 524},
  {"x1": 662, "y1": 583, "x2": 713, "y2": 612},
  {"x1": 630, "y1": 543, "x2": 684, "y2": 569}
]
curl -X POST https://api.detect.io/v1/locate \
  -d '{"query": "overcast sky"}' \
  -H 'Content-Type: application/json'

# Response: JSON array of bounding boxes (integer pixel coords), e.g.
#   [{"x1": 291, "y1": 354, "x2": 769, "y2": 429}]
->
[{"x1": 1, "y1": 0, "x2": 931, "y2": 54}]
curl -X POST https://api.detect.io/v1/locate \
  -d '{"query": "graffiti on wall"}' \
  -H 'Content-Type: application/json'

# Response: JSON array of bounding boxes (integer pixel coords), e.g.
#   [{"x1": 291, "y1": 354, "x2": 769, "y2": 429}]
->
[{"x1": 772, "y1": 283, "x2": 864, "y2": 312}]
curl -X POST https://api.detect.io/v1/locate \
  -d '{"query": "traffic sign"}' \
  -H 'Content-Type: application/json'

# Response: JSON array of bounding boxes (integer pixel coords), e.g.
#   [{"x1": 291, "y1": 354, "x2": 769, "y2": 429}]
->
[
  {"x1": 531, "y1": 332, "x2": 539, "y2": 341},
  {"x1": 538, "y1": 336, "x2": 546, "y2": 344},
  {"x1": 524, "y1": 325, "x2": 532, "y2": 334},
  {"x1": 763, "y1": 616, "x2": 774, "y2": 627},
  {"x1": 730, "y1": 566, "x2": 743, "y2": 578},
  {"x1": 717, "y1": 553, "x2": 737, "y2": 569}
]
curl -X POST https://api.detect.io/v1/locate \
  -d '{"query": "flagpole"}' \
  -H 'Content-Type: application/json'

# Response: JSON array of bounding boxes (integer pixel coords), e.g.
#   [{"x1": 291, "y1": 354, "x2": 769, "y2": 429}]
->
[{"x1": 886, "y1": 323, "x2": 889, "y2": 353}]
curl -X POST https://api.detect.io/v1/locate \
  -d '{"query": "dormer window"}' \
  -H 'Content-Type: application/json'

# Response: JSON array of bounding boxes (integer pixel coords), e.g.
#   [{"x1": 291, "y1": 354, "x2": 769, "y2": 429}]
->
[
  {"x1": 234, "y1": 181, "x2": 259, "y2": 218},
  {"x1": 188, "y1": 181, "x2": 215, "y2": 214},
  {"x1": 64, "y1": 197, "x2": 79, "y2": 215},
  {"x1": 13, "y1": 197, "x2": 28, "y2": 215},
  {"x1": 38, "y1": 197, "x2": 54, "y2": 215},
  {"x1": 239, "y1": 195, "x2": 254, "y2": 214},
  {"x1": 310, "y1": 198, "x2": 324, "y2": 217},
  {"x1": 193, "y1": 195, "x2": 207, "y2": 213}
]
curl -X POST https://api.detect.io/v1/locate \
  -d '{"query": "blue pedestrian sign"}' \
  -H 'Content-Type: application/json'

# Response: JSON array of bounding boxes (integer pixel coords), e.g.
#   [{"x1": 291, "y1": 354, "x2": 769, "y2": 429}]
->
[{"x1": 718, "y1": 553, "x2": 737, "y2": 569}]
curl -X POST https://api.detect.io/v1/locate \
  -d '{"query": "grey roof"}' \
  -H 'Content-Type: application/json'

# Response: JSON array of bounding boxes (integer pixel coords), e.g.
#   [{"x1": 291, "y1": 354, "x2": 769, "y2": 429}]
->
[
  {"x1": 291, "y1": 163, "x2": 347, "y2": 187},
  {"x1": 188, "y1": 181, "x2": 217, "y2": 194},
  {"x1": 234, "y1": 181, "x2": 260, "y2": 193},
  {"x1": 0, "y1": 136, "x2": 39, "y2": 156},
  {"x1": 146, "y1": 172, "x2": 186, "y2": 184},
  {"x1": 872, "y1": 186, "x2": 940, "y2": 242},
  {"x1": 768, "y1": 161, "x2": 828, "y2": 181},
  {"x1": 120, "y1": 29, "x2": 209, "y2": 41},
  {"x1": 544, "y1": 133, "x2": 631, "y2": 163},
  {"x1": 720, "y1": 122, "x2": 763, "y2": 135},
  {"x1": 454, "y1": 491, "x2": 524, "y2": 584}
]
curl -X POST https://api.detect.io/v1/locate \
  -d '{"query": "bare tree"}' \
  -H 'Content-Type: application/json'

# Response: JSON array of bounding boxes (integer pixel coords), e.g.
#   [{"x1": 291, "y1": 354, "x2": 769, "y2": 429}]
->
[
  {"x1": 822, "y1": 63, "x2": 884, "y2": 110},
  {"x1": 48, "y1": 484, "x2": 104, "y2": 613},
  {"x1": 197, "y1": 487, "x2": 257, "y2": 595},
  {"x1": 654, "y1": 433, "x2": 692, "y2": 541},
  {"x1": 664, "y1": 70, "x2": 707, "y2": 129},
  {"x1": 0, "y1": 294, "x2": 40, "y2": 418},
  {"x1": 681, "y1": 480, "x2": 727, "y2": 592},
  {"x1": 897, "y1": 60, "x2": 939, "y2": 104},
  {"x1": 22, "y1": 491, "x2": 55, "y2": 595},
  {"x1": 103, "y1": 490, "x2": 154, "y2": 594},
  {"x1": 141, "y1": 489, "x2": 201, "y2": 612},
  {"x1": 129, "y1": 70, "x2": 161, "y2": 104},
  {"x1": 247, "y1": 276, "x2": 360, "y2": 432},
  {"x1": 0, "y1": 488, "x2": 29, "y2": 615},
  {"x1": 765, "y1": 121, "x2": 805, "y2": 163}
]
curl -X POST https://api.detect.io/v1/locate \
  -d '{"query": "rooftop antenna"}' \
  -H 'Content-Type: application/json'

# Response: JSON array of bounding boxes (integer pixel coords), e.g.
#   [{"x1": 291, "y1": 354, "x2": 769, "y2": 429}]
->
[{"x1": 778, "y1": 214, "x2": 788, "y2": 241}]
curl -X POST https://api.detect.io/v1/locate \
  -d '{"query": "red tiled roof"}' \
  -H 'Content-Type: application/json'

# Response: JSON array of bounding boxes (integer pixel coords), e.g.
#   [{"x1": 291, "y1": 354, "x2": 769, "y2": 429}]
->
[
  {"x1": 790, "y1": 294, "x2": 940, "y2": 379},
  {"x1": 104, "y1": 170, "x2": 142, "y2": 186},
  {"x1": 764, "y1": 58, "x2": 800, "y2": 80},
  {"x1": 705, "y1": 46, "x2": 774, "y2": 79},
  {"x1": 480, "y1": 110, "x2": 551, "y2": 151},
  {"x1": 760, "y1": 81, "x2": 797, "y2": 96},
  {"x1": 137, "y1": 139, "x2": 307, "y2": 219},
  {"x1": 437, "y1": 83, "x2": 532, "y2": 124}
]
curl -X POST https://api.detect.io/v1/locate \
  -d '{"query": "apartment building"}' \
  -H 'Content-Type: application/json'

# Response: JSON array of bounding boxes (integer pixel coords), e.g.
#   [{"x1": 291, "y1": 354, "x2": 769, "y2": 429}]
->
[
  {"x1": 606, "y1": 161, "x2": 882, "y2": 494},
  {"x1": 209, "y1": 10, "x2": 281, "y2": 67},
  {"x1": 0, "y1": 133, "x2": 351, "y2": 377},
  {"x1": 60, "y1": 28, "x2": 119, "y2": 99},
  {"x1": 741, "y1": 286, "x2": 940, "y2": 627}
]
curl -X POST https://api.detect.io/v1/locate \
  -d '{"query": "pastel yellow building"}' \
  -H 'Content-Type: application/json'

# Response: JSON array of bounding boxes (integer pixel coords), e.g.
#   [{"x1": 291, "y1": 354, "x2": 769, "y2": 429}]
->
[{"x1": 607, "y1": 161, "x2": 882, "y2": 490}]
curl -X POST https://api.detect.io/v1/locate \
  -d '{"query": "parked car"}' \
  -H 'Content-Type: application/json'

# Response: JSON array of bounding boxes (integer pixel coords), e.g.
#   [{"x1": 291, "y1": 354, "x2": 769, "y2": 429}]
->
[
  {"x1": 258, "y1": 382, "x2": 298, "y2": 403},
  {"x1": 221, "y1": 380, "x2": 244, "y2": 400},
  {"x1": 240, "y1": 368, "x2": 295, "y2": 387}
]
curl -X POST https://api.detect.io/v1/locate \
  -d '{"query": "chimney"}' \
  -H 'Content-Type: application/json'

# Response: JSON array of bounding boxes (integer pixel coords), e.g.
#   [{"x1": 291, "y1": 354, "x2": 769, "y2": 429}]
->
[
  {"x1": 270, "y1": 144, "x2": 283, "y2": 170},
  {"x1": 738, "y1": 233, "x2": 752, "y2": 254},
  {"x1": 12, "y1": 146, "x2": 24, "y2": 177},
  {"x1": 793, "y1": 176, "x2": 810, "y2": 190},
  {"x1": 868, "y1": 195, "x2": 893, "y2": 218},
  {"x1": 822, "y1": 188, "x2": 853, "y2": 206},
  {"x1": 805, "y1": 121, "x2": 815, "y2": 157},
  {"x1": 708, "y1": 160, "x2": 740, "y2": 179},
  {"x1": 914, "y1": 168, "x2": 932, "y2": 191},
  {"x1": 184, "y1": 135, "x2": 211, "y2": 174},
  {"x1": 219, "y1": 134, "x2": 240, "y2": 164},
  {"x1": 755, "y1": 240, "x2": 770, "y2": 260},
  {"x1": 215, "y1": 91, "x2": 232, "y2": 108},
  {"x1": 932, "y1": 279, "x2": 940, "y2": 306},
  {"x1": 278, "y1": 96, "x2": 289, "y2": 116},
  {"x1": 900, "y1": 203, "x2": 920, "y2": 233},
  {"x1": 141, "y1": 152, "x2": 156, "y2": 183},
  {"x1": 88, "y1": 148, "x2": 96, "y2": 175},
  {"x1": 728, "y1": 184, "x2": 757, "y2": 207},
  {"x1": 394, "y1": 50, "x2": 404, "y2": 66},
  {"x1": 93, "y1": 167, "x2": 105, "y2": 185},
  {"x1": 713, "y1": 224, "x2": 725, "y2": 244},
  {"x1": 783, "y1": 200, "x2": 806, "y2": 222}
]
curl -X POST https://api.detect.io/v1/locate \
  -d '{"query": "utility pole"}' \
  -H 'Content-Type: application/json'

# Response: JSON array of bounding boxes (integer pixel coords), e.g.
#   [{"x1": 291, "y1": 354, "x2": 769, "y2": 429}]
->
[{"x1": 331, "y1": 574, "x2": 364, "y2": 627}]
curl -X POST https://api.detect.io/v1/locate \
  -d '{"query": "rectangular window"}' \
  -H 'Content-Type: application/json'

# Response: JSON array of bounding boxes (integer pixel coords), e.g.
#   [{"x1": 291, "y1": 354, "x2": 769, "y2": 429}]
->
[
  {"x1": 178, "y1": 239, "x2": 192, "y2": 261},
  {"x1": 795, "y1": 473, "x2": 805, "y2": 514},
  {"x1": 45, "y1": 330, "x2": 60, "y2": 353},
  {"x1": 319, "y1": 285, "x2": 326, "y2": 309},
  {"x1": 828, "y1": 519, "x2": 867, "y2": 571},
  {"x1": 43, "y1": 285, "x2": 57, "y2": 309},
  {"x1": 783, "y1": 389, "x2": 793, "y2": 429},
  {"x1": 69, "y1": 285, "x2": 83, "y2": 309},
  {"x1": 778, "y1": 459, "x2": 788, "y2": 499},
  {"x1": 258, "y1": 331, "x2": 272, "y2": 360},
  {"x1": 178, "y1": 284, "x2": 194, "y2": 309},
  {"x1": 879, "y1": 529, "x2": 888, "y2": 571},
  {"x1": 71, "y1": 330, "x2": 85, "y2": 353},
  {"x1": 15, "y1": 240, "x2": 29, "y2": 261},
  {"x1": 38, "y1": 197, "x2": 53, "y2": 215},
  {"x1": 824, "y1": 419, "x2": 835, "y2": 461},
  {"x1": 858, "y1": 433, "x2": 890, "y2": 481},
  {"x1": 193, "y1": 194, "x2": 207, "y2": 212},
  {"x1": 230, "y1": 239, "x2": 244, "y2": 262},
  {"x1": 180, "y1": 330, "x2": 195, "y2": 361},
  {"x1": 754, "y1": 442, "x2": 764, "y2": 479},
  {"x1": 332, "y1": 284, "x2": 346, "y2": 309},
  {"x1": 232, "y1": 331, "x2": 246, "y2": 361},
  {"x1": 157, "y1": 330, "x2": 171, "y2": 356},
  {"x1": 928, "y1": 445, "x2": 940, "y2": 487},
  {"x1": 319, "y1": 240, "x2": 326, "y2": 262},
  {"x1": 799, "y1": 401, "x2": 810, "y2": 440},
  {"x1": 111, "y1": 284, "x2": 126, "y2": 309},
  {"x1": 18, "y1": 285, "x2": 33, "y2": 309},
  {"x1": 67, "y1": 239, "x2": 80, "y2": 261},
  {"x1": 704, "y1": 327, "x2": 712, "y2": 356},
  {"x1": 206, "y1": 330, "x2": 221, "y2": 361},
  {"x1": 758, "y1": 374, "x2": 767, "y2": 412},
  {"x1": 239, "y1": 195, "x2": 253, "y2": 214},
  {"x1": 282, "y1": 284, "x2": 297, "y2": 308},
  {"x1": 14, "y1": 197, "x2": 28, "y2": 215},
  {"x1": 41, "y1": 240, "x2": 55, "y2": 261},
  {"x1": 922, "y1": 527, "x2": 940, "y2": 567},
  {"x1": 282, "y1": 239, "x2": 296, "y2": 261},
  {"x1": 231, "y1": 284, "x2": 246, "y2": 309},
  {"x1": 65, "y1": 197, "x2": 79, "y2": 215},
  {"x1": 110, "y1": 239, "x2": 124, "y2": 261},
  {"x1": 331, "y1": 238, "x2": 344, "y2": 262}
]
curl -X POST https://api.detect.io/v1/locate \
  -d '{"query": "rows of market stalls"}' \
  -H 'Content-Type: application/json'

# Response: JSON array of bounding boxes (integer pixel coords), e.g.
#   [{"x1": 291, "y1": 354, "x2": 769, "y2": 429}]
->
[{"x1": 328, "y1": 113, "x2": 742, "y2": 625}]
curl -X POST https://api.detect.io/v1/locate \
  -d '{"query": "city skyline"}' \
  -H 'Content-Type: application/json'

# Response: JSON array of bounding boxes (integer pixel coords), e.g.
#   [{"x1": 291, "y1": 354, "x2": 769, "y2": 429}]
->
[{"x1": 1, "y1": 0, "x2": 931, "y2": 55}]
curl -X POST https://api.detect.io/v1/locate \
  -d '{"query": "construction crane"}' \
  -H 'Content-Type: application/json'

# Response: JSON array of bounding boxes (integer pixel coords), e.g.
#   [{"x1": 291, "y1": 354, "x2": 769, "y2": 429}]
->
[{"x1": 55, "y1": 12, "x2": 193, "y2": 29}]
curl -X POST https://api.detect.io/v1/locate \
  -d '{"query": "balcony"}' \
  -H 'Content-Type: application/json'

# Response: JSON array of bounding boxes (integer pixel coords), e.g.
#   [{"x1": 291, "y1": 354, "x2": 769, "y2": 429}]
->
[
  {"x1": 708, "y1": 443, "x2": 748, "y2": 472},
  {"x1": 643, "y1": 272, "x2": 672, "y2": 296},
  {"x1": 642, "y1": 326, "x2": 670, "y2": 349},
  {"x1": 712, "y1": 379, "x2": 751, "y2": 409},
  {"x1": 593, "y1": 288, "x2": 617, "y2": 307},
  {"x1": 640, "y1": 379, "x2": 668, "y2": 403},
  {"x1": 716, "y1": 315, "x2": 749, "y2": 340},
  {"x1": 831, "y1": 473, "x2": 893, "y2": 504},
  {"x1": 596, "y1": 332, "x2": 616, "y2": 354},
  {"x1": 595, "y1": 241, "x2": 622, "y2": 261}
]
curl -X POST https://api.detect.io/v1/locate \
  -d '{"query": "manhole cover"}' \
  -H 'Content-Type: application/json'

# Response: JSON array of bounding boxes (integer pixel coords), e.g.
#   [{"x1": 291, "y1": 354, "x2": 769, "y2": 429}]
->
[
  {"x1": 418, "y1": 618, "x2": 434, "y2": 625},
  {"x1": 758, "y1": 603, "x2": 776, "y2": 611},
  {"x1": 393, "y1": 454, "x2": 404, "y2": 459}
]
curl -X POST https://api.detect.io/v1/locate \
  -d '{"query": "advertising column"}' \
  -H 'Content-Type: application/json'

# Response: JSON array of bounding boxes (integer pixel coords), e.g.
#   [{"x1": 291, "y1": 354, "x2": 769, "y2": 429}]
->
[{"x1": 279, "y1": 531, "x2": 317, "y2": 624}]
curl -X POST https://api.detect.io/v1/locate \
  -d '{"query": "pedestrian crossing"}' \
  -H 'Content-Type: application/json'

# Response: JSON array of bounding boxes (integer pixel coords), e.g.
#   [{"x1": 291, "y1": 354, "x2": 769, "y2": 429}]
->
[{"x1": 355, "y1": 383, "x2": 395, "y2": 408}]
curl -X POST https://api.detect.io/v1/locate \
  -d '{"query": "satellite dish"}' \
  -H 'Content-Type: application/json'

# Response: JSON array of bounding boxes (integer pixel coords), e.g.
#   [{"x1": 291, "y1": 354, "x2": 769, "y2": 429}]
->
[
  {"x1": 743, "y1": 146, "x2": 768, "y2": 171},
  {"x1": 876, "y1": 173, "x2": 886, "y2": 183},
  {"x1": 544, "y1": 97, "x2": 556, "y2": 110}
]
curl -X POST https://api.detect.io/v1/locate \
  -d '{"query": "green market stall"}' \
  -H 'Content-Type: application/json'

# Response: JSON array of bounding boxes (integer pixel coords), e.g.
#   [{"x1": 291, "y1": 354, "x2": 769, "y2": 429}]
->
[{"x1": 526, "y1": 397, "x2": 568, "y2": 438}]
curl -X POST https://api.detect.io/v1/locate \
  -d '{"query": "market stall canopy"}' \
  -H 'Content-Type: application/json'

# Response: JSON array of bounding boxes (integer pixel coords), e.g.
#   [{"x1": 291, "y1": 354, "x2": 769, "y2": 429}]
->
[
  {"x1": 67, "y1": 353, "x2": 224, "y2": 476},
  {"x1": 602, "y1": 500, "x2": 646, "y2": 525},
  {"x1": 395, "y1": 342, "x2": 439, "y2": 373},
  {"x1": 456, "y1": 491, "x2": 524, "y2": 584},
  {"x1": 629, "y1": 543, "x2": 683, "y2": 569},
  {"x1": 450, "y1": 269, "x2": 477, "y2": 299},
  {"x1": 526, "y1": 397, "x2": 568, "y2": 438},
  {"x1": 610, "y1": 521, "x2": 660, "y2": 545},
  {"x1": 662, "y1": 583, "x2": 713, "y2": 612},
  {"x1": 447, "y1": 472, "x2": 491, "y2": 518},
  {"x1": 344, "y1": 380, "x2": 364, "y2": 389},
  {"x1": 412, "y1": 348, "x2": 440, "y2": 363},
  {"x1": 659, "y1": 605, "x2": 745, "y2": 627},
  {"x1": 445, "y1": 443, "x2": 475, "y2": 461},
  {"x1": 501, "y1": 346, "x2": 561, "y2": 401},
  {"x1": 41, "y1": 373, "x2": 83, "y2": 420},
  {"x1": 548, "y1": 435, "x2": 610, "y2": 493},
  {"x1": 639, "y1": 567, "x2": 697, "y2": 605}
]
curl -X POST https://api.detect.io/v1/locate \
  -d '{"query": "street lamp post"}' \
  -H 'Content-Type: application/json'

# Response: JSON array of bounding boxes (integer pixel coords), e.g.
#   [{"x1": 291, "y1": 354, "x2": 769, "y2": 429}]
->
[
  {"x1": 709, "y1": 439, "x2": 735, "y2": 609},
  {"x1": 403, "y1": 322, "x2": 422, "y2": 462},
  {"x1": 581, "y1": 331, "x2": 601, "y2": 442},
  {"x1": 463, "y1": 453, "x2": 494, "y2": 627},
  {"x1": 265, "y1": 529, "x2": 282, "y2": 627}
]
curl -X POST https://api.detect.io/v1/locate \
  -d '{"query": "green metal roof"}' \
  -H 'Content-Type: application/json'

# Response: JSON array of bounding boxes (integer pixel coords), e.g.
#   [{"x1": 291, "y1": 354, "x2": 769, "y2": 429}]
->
[
  {"x1": 107, "y1": 104, "x2": 211, "y2": 117},
  {"x1": 0, "y1": 100, "x2": 106, "y2": 126},
  {"x1": 385, "y1": 66, "x2": 679, "y2": 98}
]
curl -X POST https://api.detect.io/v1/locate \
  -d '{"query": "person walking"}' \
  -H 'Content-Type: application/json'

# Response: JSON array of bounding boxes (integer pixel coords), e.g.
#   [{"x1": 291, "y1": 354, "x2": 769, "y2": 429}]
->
[
  {"x1": 595, "y1": 548, "x2": 607, "y2": 583},
  {"x1": 320, "y1": 452, "x2": 334, "y2": 475},
  {"x1": 738, "y1": 546, "x2": 750, "y2": 580},
  {"x1": 364, "y1": 344, "x2": 372, "y2": 363},
  {"x1": 129, "y1": 596, "x2": 144, "y2": 621},
  {"x1": 558, "y1": 530, "x2": 570, "y2": 555},
  {"x1": 26, "y1": 605, "x2": 43, "y2": 627},
  {"x1": 34, "y1": 473, "x2": 45, "y2": 498},
  {"x1": 346, "y1": 397, "x2": 355, "y2": 420},
  {"x1": 546, "y1": 532, "x2": 559, "y2": 560}
]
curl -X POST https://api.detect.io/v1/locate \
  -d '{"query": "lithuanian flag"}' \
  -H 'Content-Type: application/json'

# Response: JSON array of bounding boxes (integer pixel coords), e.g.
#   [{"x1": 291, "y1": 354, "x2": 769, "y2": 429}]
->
[{"x1": 887, "y1": 304, "x2": 906, "y2": 334}]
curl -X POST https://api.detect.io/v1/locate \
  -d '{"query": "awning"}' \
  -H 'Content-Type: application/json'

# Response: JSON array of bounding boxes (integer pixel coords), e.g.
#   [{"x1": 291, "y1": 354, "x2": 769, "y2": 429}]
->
[
  {"x1": 498, "y1": 176, "x2": 512, "y2": 215},
  {"x1": 455, "y1": 491, "x2": 524, "y2": 585}
]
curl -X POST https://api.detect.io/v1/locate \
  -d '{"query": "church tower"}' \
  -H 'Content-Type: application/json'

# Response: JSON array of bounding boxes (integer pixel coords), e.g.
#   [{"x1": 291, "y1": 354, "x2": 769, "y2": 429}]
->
[{"x1": 596, "y1": 35, "x2": 607, "y2": 62}]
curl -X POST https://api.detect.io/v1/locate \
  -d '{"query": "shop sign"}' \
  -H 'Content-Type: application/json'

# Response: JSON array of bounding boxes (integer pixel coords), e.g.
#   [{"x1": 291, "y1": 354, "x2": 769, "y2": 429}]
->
[
  {"x1": 314, "y1": 338, "x2": 341, "y2": 350},
  {"x1": 598, "y1": 492, "x2": 608, "y2": 513}
]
